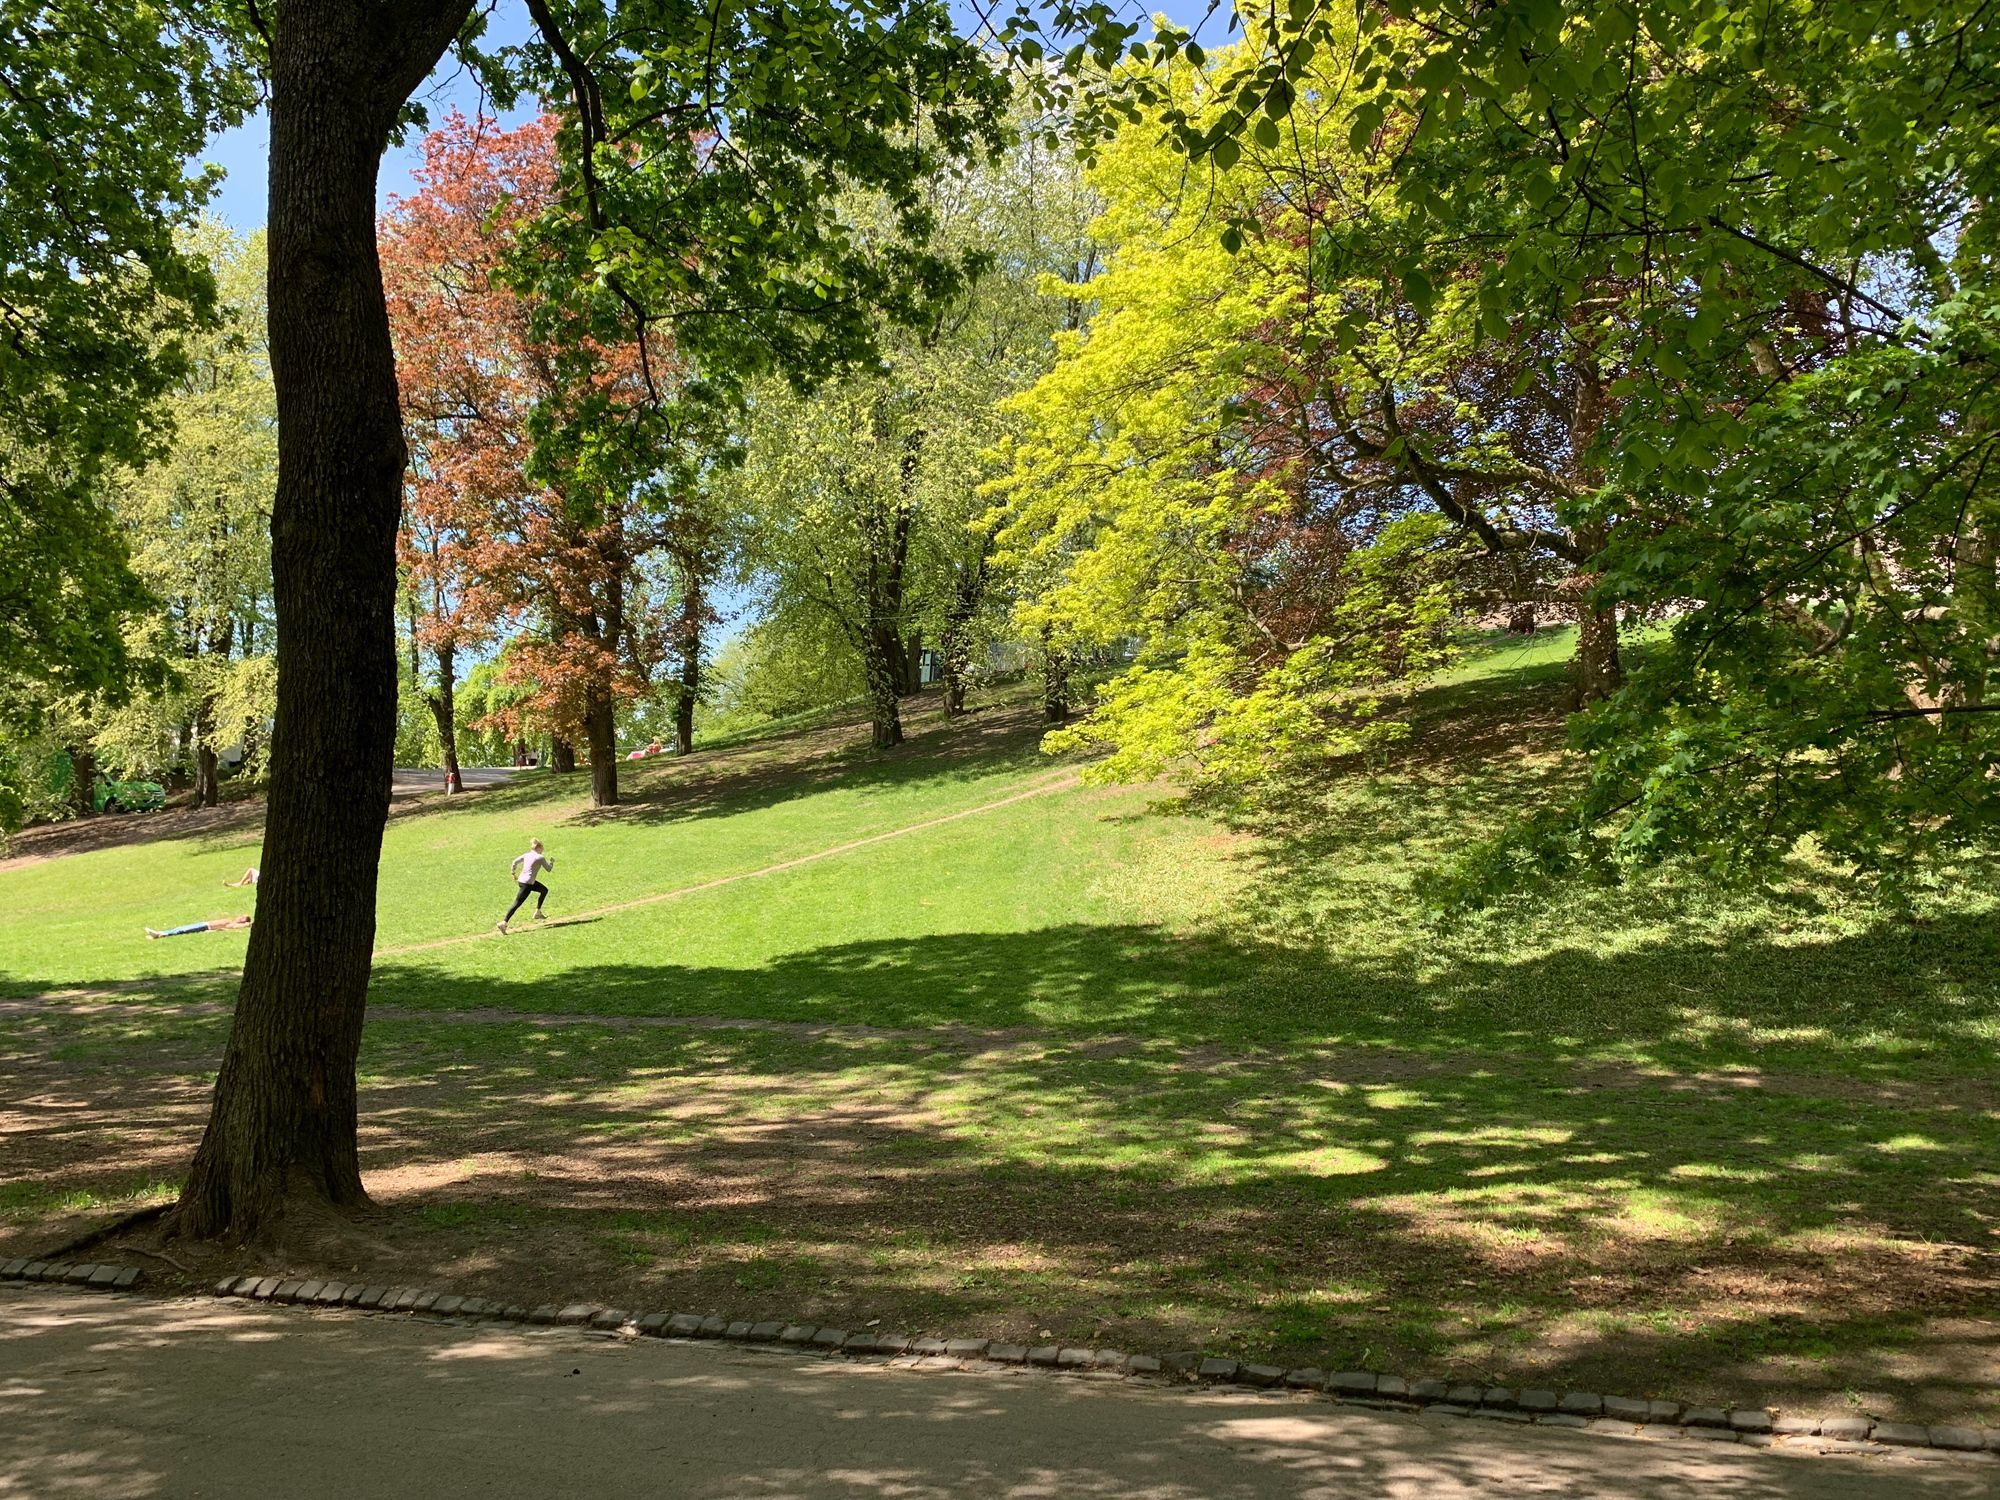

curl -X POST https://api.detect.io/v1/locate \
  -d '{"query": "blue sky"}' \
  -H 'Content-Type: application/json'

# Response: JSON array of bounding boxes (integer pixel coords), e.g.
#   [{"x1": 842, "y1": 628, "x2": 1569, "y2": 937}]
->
[{"x1": 198, "y1": 1, "x2": 1228, "y2": 230}]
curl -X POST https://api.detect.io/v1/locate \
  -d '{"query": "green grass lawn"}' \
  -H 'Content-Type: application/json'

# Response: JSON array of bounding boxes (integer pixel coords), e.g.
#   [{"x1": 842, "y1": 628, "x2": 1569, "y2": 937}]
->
[{"x1": 4, "y1": 644, "x2": 1999, "y2": 1425}]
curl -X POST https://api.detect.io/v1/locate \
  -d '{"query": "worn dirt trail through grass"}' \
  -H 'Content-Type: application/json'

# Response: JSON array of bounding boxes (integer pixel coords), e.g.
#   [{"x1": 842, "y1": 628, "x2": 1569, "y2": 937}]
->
[{"x1": 374, "y1": 768, "x2": 1082, "y2": 958}]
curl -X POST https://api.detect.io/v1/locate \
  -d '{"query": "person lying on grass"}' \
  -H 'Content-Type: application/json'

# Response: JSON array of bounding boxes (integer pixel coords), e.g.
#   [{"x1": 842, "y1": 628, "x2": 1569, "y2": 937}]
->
[
  {"x1": 146, "y1": 914, "x2": 253, "y2": 940},
  {"x1": 223, "y1": 866, "x2": 259, "y2": 887},
  {"x1": 497, "y1": 838, "x2": 554, "y2": 934}
]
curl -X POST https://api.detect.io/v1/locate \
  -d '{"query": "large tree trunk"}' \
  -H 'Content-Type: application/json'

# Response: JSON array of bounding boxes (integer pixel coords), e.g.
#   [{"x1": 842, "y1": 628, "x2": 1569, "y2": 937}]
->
[
  {"x1": 1570, "y1": 600, "x2": 1623, "y2": 709},
  {"x1": 584, "y1": 691, "x2": 619, "y2": 807},
  {"x1": 861, "y1": 634, "x2": 904, "y2": 750},
  {"x1": 171, "y1": 0, "x2": 474, "y2": 1244},
  {"x1": 551, "y1": 735, "x2": 577, "y2": 773},
  {"x1": 425, "y1": 639, "x2": 463, "y2": 794}
]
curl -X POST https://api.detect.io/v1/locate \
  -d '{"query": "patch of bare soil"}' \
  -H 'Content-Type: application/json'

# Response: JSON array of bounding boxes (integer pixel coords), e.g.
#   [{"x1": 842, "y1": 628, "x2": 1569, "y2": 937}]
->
[{"x1": 0, "y1": 801, "x2": 264, "y2": 872}]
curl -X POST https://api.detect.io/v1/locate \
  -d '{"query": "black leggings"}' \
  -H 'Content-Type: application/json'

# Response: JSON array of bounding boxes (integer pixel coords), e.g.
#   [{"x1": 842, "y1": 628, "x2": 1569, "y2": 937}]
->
[{"x1": 505, "y1": 880, "x2": 548, "y2": 920}]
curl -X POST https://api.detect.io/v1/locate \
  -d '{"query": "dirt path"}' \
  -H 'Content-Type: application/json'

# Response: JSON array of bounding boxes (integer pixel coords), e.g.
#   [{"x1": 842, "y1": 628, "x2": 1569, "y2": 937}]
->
[
  {"x1": 375, "y1": 768, "x2": 1082, "y2": 958},
  {"x1": 1, "y1": 1286, "x2": 1975, "y2": 1500}
]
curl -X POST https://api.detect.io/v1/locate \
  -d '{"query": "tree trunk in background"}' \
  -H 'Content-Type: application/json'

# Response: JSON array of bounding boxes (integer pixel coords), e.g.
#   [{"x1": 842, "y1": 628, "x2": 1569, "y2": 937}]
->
[
  {"x1": 1570, "y1": 599, "x2": 1623, "y2": 709},
  {"x1": 938, "y1": 542, "x2": 990, "y2": 719},
  {"x1": 551, "y1": 735, "x2": 576, "y2": 773},
  {"x1": 894, "y1": 631, "x2": 924, "y2": 697},
  {"x1": 1041, "y1": 627, "x2": 1072, "y2": 726},
  {"x1": 426, "y1": 638, "x2": 462, "y2": 794},
  {"x1": 584, "y1": 691, "x2": 618, "y2": 807},
  {"x1": 193, "y1": 616, "x2": 235, "y2": 807},
  {"x1": 171, "y1": 0, "x2": 475, "y2": 1245},
  {"x1": 67, "y1": 744, "x2": 95, "y2": 818},
  {"x1": 673, "y1": 570, "x2": 703, "y2": 756},
  {"x1": 862, "y1": 635, "x2": 904, "y2": 749}
]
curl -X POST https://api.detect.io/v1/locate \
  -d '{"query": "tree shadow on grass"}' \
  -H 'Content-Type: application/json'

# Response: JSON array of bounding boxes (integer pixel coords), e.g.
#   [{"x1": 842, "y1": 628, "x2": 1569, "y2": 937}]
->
[{"x1": 12, "y1": 916, "x2": 2000, "y2": 1421}]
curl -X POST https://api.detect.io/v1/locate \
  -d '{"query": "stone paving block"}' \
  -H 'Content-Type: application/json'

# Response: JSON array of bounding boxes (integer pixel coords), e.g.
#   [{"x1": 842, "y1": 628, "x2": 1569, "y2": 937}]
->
[
  {"x1": 1984, "y1": 1428, "x2": 2000, "y2": 1452},
  {"x1": 1645, "y1": 1400, "x2": 1682, "y2": 1425},
  {"x1": 1027, "y1": 1346, "x2": 1060, "y2": 1367},
  {"x1": 1557, "y1": 1392, "x2": 1602, "y2": 1417},
  {"x1": 275, "y1": 1280, "x2": 307, "y2": 1302},
  {"x1": 1376, "y1": 1376, "x2": 1410, "y2": 1400},
  {"x1": 667, "y1": 1314, "x2": 703, "y2": 1337},
  {"x1": 1772, "y1": 1413, "x2": 1820, "y2": 1436},
  {"x1": 1637, "y1": 1425, "x2": 1684, "y2": 1442},
  {"x1": 1162, "y1": 1351, "x2": 1203, "y2": 1376},
  {"x1": 1197, "y1": 1357, "x2": 1240, "y2": 1381},
  {"x1": 1057, "y1": 1348, "x2": 1093, "y2": 1369},
  {"x1": 528, "y1": 1305, "x2": 560, "y2": 1325},
  {"x1": 341, "y1": 1285, "x2": 369, "y2": 1306},
  {"x1": 748, "y1": 1321, "x2": 784, "y2": 1341},
  {"x1": 1540, "y1": 1414, "x2": 1590, "y2": 1429},
  {"x1": 812, "y1": 1329, "x2": 849, "y2": 1349},
  {"x1": 88, "y1": 1266, "x2": 121, "y2": 1288},
  {"x1": 501, "y1": 1307, "x2": 529, "y2": 1322},
  {"x1": 1238, "y1": 1364, "x2": 1284, "y2": 1388},
  {"x1": 1446, "y1": 1385, "x2": 1483, "y2": 1407},
  {"x1": 589, "y1": 1308, "x2": 630, "y2": 1329},
  {"x1": 315, "y1": 1283, "x2": 349, "y2": 1306},
  {"x1": 945, "y1": 1339, "x2": 988, "y2": 1359},
  {"x1": 988, "y1": 1343, "x2": 1027, "y2": 1364},
  {"x1": 1125, "y1": 1355, "x2": 1161, "y2": 1375},
  {"x1": 638, "y1": 1313, "x2": 669, "y2": 1334},
  {"x1": 778, "y1": 1324, "x2": 818, "y2": 1345},
  {"x1": 213, "y1": 1276, "x2": 241, "y2": 1296},
  {"x1": 2, "y1": 1260, "x2": 27, "y2": 1278},
  {"x1": 21, "y1": 1264, "x2": 51, "y2": 1282},
  {"x1": 911, "y1": 1337, "x2": 947, "y2": 1356},
  {"x1": 699, "y1": 1316, "x2": 728, "y2": 1338},
  {"x1": 391, "y1": 1289, "x2": 423, "y2": 1312},
  {"x1": 296, "y1": 1281, "x2": 325, "y2": 1303},
  {"x1": 1481, "y1": 1388, "x2": 1519, "y2": 1411},
  {"x1": 1820, "y1": 1416, "x2": 1871, "y2": 1441},
  {"x1": 1686, "y1": 1427, "x2": 1739, "y2": 1443},
  {"x1": 1410, "y1": 1378, "x2": 1450, "y2": 1404},
  {"x1": 1429, "y1": 1405, "x2": 1472, "y2": 1418},
  {"x1": 1602, "y1": 1397, "x2": 1650, "y2": 1423},
  {"x1": 1873, "y1": 1422, "x2": 1931, "y2": 1447},
  {"x1": 254, "y1": 1277, "x2": 285, "y2": 1300},
  {"x1": 65, "y1": 1265, "x2": 97, "y2": 1285},
  {"x1": 42, "y1": 1264, "x2": 73, "y2": 1284},
  {"x1": 725, "y1": 1321, "x2": 754, "y2": 1340},
  {"x1": 1681, "y1": 1406, "x2": 1729, "y2": 1429},
  {"x1": 1517, "y1": 1390, "x2": 1559, "y2": 1415},
  {"x1": 113, "y1": 1267, "x2": 140, "y2": 1290},
  {"x1": 555, "y1": 1303, "x2": 597, "y2": 1325},
  {"x1": 873, "y1": 1333, "x2": 912, "y2": 1355},
  {"x1": 1285, "y1": 1368, "x2": 1326, "y2": 1390},
  {"x1": 1328, "y1": 1371, "x2": 1376, "y2": 1396},
  {"x1": 1470, "y1": 1409, "x2": 1531, "y2": 1424},
  {"x1": 842, "y1": 1333, "x2": 879, "y2": 1354},
  {"x1": 1931, "y1": 1426, "x2": 1984, "y2": 1452},
  {"x1": 1728, "y1": 1409, "x2": 1773, "y2": 1435},
  {"x1": 1091, "y1": 1349, "x2": 1126, "y2": 1370},
  {"x1": 433, "y1": 1296, "x2": 465, "y2": 1316}
]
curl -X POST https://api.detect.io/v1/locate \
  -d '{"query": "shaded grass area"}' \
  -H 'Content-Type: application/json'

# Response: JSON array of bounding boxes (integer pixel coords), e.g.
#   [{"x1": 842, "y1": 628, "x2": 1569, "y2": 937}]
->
[{"x1": 2, "y1": 640, "x2": 1998, "y2": 1423}]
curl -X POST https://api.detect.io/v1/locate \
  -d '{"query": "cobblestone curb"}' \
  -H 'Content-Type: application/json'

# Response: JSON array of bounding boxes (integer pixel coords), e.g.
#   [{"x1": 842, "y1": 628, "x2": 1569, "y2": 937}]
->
[
  {"x1": 2, "y1": 1259, "x2": 144, "y2": 1291},
  {"x1": 198, "y1": 1274, "x2": 1996, "y2": 1464}
]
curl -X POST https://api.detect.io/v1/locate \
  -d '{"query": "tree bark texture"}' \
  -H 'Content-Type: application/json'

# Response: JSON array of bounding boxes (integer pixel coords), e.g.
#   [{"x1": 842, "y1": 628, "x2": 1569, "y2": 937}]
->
[
  {"x1": 938, "y1": 541, "x2": 990, "y2": 718},
  {"x1": 551, "y1": 736, "x2": 577, "y2": 773},
  {"x1": 425, "y1": 638, "x2": 463, "y2": 794},
  {"x1": 172, "y1": 0, "x2": 474, "y2": 1243},
  {"x1": 193, "y1": 616, "x2": 235, "y2": 807},
  {"x1": 585, "y1": 691, "x2": 619, "y2": 807}
]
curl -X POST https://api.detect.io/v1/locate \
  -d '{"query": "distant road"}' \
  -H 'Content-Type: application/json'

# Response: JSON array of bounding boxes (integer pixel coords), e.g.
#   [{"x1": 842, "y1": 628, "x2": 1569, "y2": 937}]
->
[{"x1": 390, "y1": 767, "x2": 522, "y2": 797}]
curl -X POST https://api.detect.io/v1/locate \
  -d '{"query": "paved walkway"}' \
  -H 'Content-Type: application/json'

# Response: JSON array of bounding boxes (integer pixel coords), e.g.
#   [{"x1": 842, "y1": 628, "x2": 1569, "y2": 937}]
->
[{"x1": 1, "y1": 1288, "x2": 1981, "y2": 1499}]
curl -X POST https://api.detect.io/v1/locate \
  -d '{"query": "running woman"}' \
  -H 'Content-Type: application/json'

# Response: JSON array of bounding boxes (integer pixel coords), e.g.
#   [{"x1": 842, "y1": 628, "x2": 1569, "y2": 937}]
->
[{"x1": 498, "y1": 838, "x2": 555, "y2": 933}]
